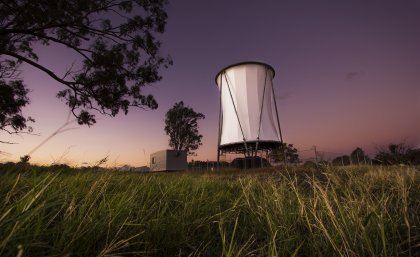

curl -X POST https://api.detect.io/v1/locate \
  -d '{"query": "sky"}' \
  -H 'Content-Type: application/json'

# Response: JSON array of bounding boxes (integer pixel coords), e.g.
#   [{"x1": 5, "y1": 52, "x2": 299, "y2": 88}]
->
[{"x1": 1, "y1": 0, "x2": 420, "y2": 166}]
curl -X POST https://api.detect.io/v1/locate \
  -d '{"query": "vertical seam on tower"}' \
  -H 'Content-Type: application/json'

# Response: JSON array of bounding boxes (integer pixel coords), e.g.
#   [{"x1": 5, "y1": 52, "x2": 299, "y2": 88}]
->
[
  {"x1": 271, "y1": 74, "x2": 287, "y2": 166},
  {"x1": 217, "y1": 74, "x2": 223, "y2": 158},
  {"x1": 255, "y1": 66, "x2": 268, "y2": 154}
]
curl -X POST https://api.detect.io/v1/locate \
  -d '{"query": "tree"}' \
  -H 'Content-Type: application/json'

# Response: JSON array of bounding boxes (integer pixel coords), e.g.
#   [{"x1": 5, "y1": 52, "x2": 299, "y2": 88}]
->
[
  {"x1": 332, "y1": 155, "x2": 351, "y2": 166},
  {"x1": 0, "y1": 0, "x2": 171, "y2": 133},
  {"x1": 350, "y1": 147, "x2": 370, "y2": 165},
  {"x1": 19, "y1": 154, "x2": 30, "y2": 164},
  {"x1": 373, "y1": 143, "x2": 418, "y2": 165},
  {"x1": 0, "y1": 79, "x2": 34, "y2": 143},
  {"x1": 407, "y1": 148, "x2": 420, "y2": 165},
  {"x1": 332, "y1": 147, "x2": 370, "y2": 166},
  {"x1": 271, "y1": 142, "x2": 300, "y2": 164},
  {"x1": 164, "y1": 101, "x2": 205, "y2": 154}
]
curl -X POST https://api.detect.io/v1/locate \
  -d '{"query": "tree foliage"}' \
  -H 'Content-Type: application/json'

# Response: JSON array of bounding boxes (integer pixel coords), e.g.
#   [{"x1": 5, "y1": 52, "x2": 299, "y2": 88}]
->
[
  {"x1": 350, "y1": 147, "x2": 370, "y2": 165},
  {"x1": 374, "y1": 143, "x2": 420, "y2": 165},
  {"x1": 0, "y1": 80, "x2": 34, "y2": 142},
  {"x1": 164, "y1": 101, "x2": 205, "y2": 154},
  {"x1": 332, "y1": 147, "x2": 370, "y2": 166},
  {"x1": 0, "y1": 0, "x2": 171, "y2": 131},
  {"x1": 272, "y1": 143, "x2": 300, "y2": 164},
  {"x1": 332, "y1": 155, "x2": 351, "y2": 166}
]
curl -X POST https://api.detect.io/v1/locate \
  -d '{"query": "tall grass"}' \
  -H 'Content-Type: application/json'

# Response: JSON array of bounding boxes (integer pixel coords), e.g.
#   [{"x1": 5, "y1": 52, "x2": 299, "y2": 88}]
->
[{"x1": 0, "y1": 165, "x2": 418, "y2": 256}]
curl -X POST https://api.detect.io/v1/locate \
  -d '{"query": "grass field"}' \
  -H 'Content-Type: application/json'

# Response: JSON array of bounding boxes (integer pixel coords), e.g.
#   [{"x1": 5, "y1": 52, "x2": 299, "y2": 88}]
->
[{"x1": 0, "y1": 165, "x2": 418, "y2": 257}]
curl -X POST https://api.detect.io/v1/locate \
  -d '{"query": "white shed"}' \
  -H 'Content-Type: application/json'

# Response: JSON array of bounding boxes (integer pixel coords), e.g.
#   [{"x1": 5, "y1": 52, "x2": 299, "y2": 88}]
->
[{"x1": 150, "y1": 150, "x2": 187, "y2": 172}]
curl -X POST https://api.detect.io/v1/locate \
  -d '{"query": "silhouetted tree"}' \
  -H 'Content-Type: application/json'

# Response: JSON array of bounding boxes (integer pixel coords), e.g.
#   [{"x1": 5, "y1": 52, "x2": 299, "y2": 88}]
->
[
  {"x1": 332, "y1": 155, "x2": 351, "y2": 166},
  {"x1": 164, "y1": 101, "x2": 205, "y2": 154},
  {"x1": 19, "y1": 154, "x2": 30, "y2": 164},
  {"x1": 0, "y1": 80, "x2": 34, "y2": 141},
  {"x1": 0, "y1": 0, "x2": 171, "y2": 131},
  {"x1": 350, "y1": 147, "x2": 370, "y2": 165},
  {"x1": 332, "y1": 147, "x2": 370, "y2": 166},
  {"x1": 373, "y1": 143, "x2": 417, "y2": 165},
  {"x1": 272, "y1": 143, "x2": 300, "y2": 164},
  {"x1": 407, "y1": 148, "x2": 420, "y2": 165}
]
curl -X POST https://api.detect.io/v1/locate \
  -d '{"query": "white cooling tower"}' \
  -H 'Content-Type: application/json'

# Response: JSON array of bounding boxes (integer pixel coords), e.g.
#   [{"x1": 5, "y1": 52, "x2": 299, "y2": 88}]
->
[{"x1": 215, "y1": 62, "x2": 282, "y2": 153}]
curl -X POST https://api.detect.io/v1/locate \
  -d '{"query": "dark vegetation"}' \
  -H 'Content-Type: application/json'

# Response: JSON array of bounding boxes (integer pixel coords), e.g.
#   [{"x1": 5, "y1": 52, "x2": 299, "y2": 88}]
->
[
  {"x1": 271, "y1": 143, "x2": 300, "y2": 164},
  {"x1": 0, "y1": 0, "x2": 170, "y2": 135},
  {"x1": 0, "y1": 80, "x2": 34, "y2": 143},
  {"x1": 373, "y1": 143, "x2": 420, "y2": 165},
  {"x1": 330, "y1": 143, "x2": 420, "y2": 166},
  {"x1": 332, "y1": 147, "x2": 370, "y2": 166}
]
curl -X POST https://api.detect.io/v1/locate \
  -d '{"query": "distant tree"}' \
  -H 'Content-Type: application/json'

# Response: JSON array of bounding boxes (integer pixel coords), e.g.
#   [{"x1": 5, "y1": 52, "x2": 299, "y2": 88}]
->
[
  {"x1": 0, "y1": 80, "x2": 34, "y2": 141},
  {"x1": 0, "y1": 0, "x2": 171, "y2": 131},
  {"x1": 373, "y1": 143, "x2": 417, "y2": 165},
  {"x1": 49, "y1": 163, "x2": 71, "y2": 170},
  {"x1": 350, "y1": 147, "x2": 370, "y2": 165},
  {"x1": 272, "y1": 143, "x2": 300, "y2": 164},
  {"x1": 19, "y1": 154, "x2": 30, "y2": 164},
  {"x1": 332, "y1": 148, "x2": 370, "y2": 166},
  {"x1": 332, "y1": 155, "x2": 351, "y2": 166},
  {"x1": 164, "y1": 101, "x2": 205, "y2": 154},
  {"x1": 407, "y1": 148, "x2": 420, "y2": 165}
]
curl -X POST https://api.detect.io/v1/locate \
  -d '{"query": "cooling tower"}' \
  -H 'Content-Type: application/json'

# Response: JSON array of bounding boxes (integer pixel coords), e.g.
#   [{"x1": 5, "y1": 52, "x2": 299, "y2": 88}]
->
[{"x1": 215, "y1": 61, "x2": 283, "y2": 154}]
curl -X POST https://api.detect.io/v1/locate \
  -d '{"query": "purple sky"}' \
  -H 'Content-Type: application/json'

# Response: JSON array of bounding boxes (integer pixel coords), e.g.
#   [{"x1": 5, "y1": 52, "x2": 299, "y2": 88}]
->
[{"x1": 2, "y1": 0, "x2": 420, "y2": 166}]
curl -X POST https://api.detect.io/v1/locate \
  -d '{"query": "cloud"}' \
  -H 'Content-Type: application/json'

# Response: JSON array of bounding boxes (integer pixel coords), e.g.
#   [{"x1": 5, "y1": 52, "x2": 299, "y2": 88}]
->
[{"x1": 346, "y1": 71, "x2": 365, "y2": 81}]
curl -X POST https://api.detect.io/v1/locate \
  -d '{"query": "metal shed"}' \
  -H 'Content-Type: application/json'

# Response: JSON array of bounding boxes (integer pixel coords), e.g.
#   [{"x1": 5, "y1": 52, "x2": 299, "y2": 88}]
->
[{"x1": 150, "y1": 149, "x2": 187, "y2": 172}]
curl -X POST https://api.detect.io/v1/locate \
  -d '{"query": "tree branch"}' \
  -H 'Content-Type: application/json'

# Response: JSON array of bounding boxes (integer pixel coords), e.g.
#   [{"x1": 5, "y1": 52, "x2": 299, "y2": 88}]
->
[
  {"x1": 28, "y1": 31, "x2": 94, "y2": 63},
  {"x1": 0, "y1": 23, "x2": 70, "y2": 35},
  {"x1": 0, "y1": 50, "x2": 76, "y2": 89},
  {"x1": 57, "y1": 26, "x2": 90, "y2": 41},
  {"x1": 0, "y1": 140, "x2": 17, "y2": 144}
]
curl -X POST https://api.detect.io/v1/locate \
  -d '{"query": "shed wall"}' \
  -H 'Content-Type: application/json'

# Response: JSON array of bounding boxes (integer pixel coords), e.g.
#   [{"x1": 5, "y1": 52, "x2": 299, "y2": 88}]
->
[
  {"x1": 150, "y1": 150, "x2": 187, "y2": 172},
  {"x1": 166, "y1": 150, "x2": 187, "y2": 171},
  {"x1": 150, "y1": 150, "x2": 167, "y2": 172}
]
